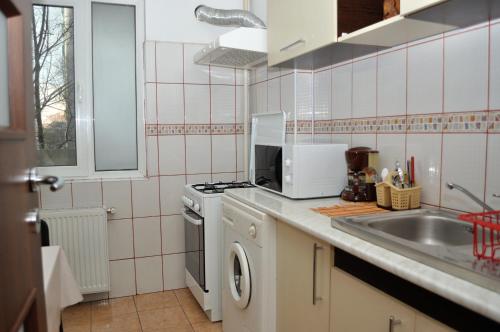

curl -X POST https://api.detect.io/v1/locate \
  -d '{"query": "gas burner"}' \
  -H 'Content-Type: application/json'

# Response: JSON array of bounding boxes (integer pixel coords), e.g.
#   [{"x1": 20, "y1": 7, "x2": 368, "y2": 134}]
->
[{"x1": 192, "y1": 181, "x2": 254, "y2": 194}]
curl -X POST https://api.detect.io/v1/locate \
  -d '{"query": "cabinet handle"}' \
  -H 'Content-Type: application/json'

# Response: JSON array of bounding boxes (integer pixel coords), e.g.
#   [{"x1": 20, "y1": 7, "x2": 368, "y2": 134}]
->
[
  {"x1": 312, "y1": 243, "x2": 323, "y2": 305},
  {"x1": 280, "y1": 38, "x2": 305, "y2": 52},
  {"x1": 389, "y1": 316, "x2": 402, "y2": 332},
  {"x1": 493, "y1": 194, "x2": 500, "y2": 198}
]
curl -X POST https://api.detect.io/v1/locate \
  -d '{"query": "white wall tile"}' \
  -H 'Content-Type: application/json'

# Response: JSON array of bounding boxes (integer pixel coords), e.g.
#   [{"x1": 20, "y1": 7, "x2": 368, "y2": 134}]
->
[
  {"x1": 268, "y1": 66, "x2": 281, "y2": 80},
  {"x1": 156, "y1": 42, "x2": 183, "y2": 83},
  {"x1": 314, "y1": 69, "x2": 332, "y2": 120},
  {"x1": 332, "y1": 64, "x2": 352, "y2": 119},
  {"x1": 377, "y1": 134, "x2": 406, "y2": 173},
  {"x1": 332, "y1": 134, "x2": 351, "y2": 147},
  {"x1": 72, "y1": 182, "x2": 102, "y2": 208},
  {"x1": 160, "y1": 175, "x2": 186, "y2": 215},
  {"x1": 108, "y1": 219, "x2": 134, "y2": 260},
  {"x1": 161, "y1": 215, "x2": 185, "y2": 254},
  {"x1": 280, "y1": 74, "x2": 295, "y2": 120},
  {"x1": 184, "y1": 44, "x2": 209, "y2": 84},
  {"x1": 109, "y1": 259, "x2": 136, "y2": 298},
  {"x1": 157, "y1": 84, "x2": 184, "y2": 124},
  {"x1": 351, "y1": 134, "x2": 376, "y2": 149},
  {"x1": 236, "y1": 86, "x2": 245, "y2": 123},
  {"x1": 490, "y1": 24, "x2": 500, "y2": 110},
  {"x1": 144, "y1": 41, "x2": 156, "y2": 83},
  {"x1": 268, "y1": 78, "x2": 281, "y2": 113},
  {"x1": 486, "y1": 135, "x2": 500, "y2": 210},
  {"x1": 377, "y1": 49, "x2": 406, "y2": 116},
  {"x1": 353, "y1": 57, "x2": 377, "y2": 118},
  {"x1": 407, "y1": 38, "x2": 443, "y2": 115},
  {"x1": 406, "y1": 134, "x2": 442, "y2": 206},
  {"x1": 210, "y1": 66, "x2": 235, "y2": 85},
  {"x1": 102, "y1": 181, "x2": 132, "y2": 220},
  {"x1": 296, "y1": 73, "x2": 313, "y2": 120},
  {"x1": 186, "y1": 173, "x2": 212, "y2": 184},
  {"x1": 158, "y1": 135, "x2": 185, "y2": 175},
  {"x1": 186, "y1": 135, "x2": 211, "y2": 174},
  {"x1": 236, "y1": 69, "x2": 246, "y2": 86},
  {"x1": 163, "y1": 254, "x2": 186, "y2": 290},
  {"x1": 132, "y1": 178, "x2": 160, "y2": 218},
  {"x1": 145, "y1": 83, "x2": 157, "y2": 124},
  {"x1": 444, "y1": 28, "x2": 489, "y2": 112},
  {"x1": 441, "y1": 134, "x2": 487, "y2": 212},
  {"x1": 255, "y1": 81, "x2": 268, "y2": 114},
  {"x1": 236, "y1": 172, "x2": 246, "y2": 182},
  {"x1": 211, "y1": 85, "x2": 235, "y2": 123},
  {"x1": 212, "y1": 135, "x2": 236, "y2": 173},
  {"x1": 135, "y1": 256, "x2": 163, "y2": 294},
  {"x1": 314, "y1": 134, "x2": 332, "y2": 144},
  {"x1": 236, "y1": 134, "x2": 245, "y2": 172},
  {"x1": 133, "y1": 217, "x2": 162, "y2": 257},
  {"x1": 255, "y1": 64, "x2": 267, "y2": 82},
  {"x1": 212, "y1": 172, "x2": 237, "y2": 182},
  {"x1": 185, "y1": 84, "x2": 210, "y2": 124},
  {"x1": 40, "y1": 184, "x2": 72, "y2": 210},
  {"x1": 146, "y1": 137, "x2": 158, "y2": 177}
]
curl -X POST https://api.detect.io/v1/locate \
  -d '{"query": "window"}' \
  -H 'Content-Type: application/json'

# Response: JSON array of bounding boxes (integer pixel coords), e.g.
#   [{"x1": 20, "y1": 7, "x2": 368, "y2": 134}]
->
[{"x1": 31, "y1": 0, "x2": 145, "y2": 179}]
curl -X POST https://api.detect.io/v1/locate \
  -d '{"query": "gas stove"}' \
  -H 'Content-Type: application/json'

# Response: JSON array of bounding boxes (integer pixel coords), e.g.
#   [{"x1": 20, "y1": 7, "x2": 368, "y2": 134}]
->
[{"x1": 191, "y1": 181, "x2": 254, "y2": 194}]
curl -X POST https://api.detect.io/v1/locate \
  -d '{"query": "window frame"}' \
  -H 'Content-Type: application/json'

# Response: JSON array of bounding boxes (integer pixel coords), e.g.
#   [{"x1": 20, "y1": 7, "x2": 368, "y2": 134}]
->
[{"x1": 34, "y1": 0, "x2": 145, "y2": 180}]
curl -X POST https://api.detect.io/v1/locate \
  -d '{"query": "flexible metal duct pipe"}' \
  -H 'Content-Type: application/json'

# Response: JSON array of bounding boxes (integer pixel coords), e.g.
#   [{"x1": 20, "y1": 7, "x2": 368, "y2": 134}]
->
[{"x1": 194, "y1": 5, "x2": 266, "y2": 29}]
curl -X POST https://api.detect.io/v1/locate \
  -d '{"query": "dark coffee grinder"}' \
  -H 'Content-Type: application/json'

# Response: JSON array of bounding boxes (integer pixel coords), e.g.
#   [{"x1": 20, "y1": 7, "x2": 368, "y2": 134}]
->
[{"x1": 341, "y1": 147, "x2": 379, "y2": 202}]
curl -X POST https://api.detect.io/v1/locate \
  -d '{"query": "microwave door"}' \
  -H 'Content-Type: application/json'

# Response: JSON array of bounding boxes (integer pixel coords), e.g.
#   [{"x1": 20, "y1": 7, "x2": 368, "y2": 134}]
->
[
  {"x1": 254, "y1": 145, "x2": 283, "y2": 193},
  {"x1": 183, "y1": 209, "x2": 207, "y2": 291}
]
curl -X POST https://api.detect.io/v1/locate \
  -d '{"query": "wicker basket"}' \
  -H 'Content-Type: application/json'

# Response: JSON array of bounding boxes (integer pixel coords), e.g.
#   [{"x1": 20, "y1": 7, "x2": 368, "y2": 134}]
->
[
  {"x1": 375, "y1": 182, "x2": 392, "y2": 208},
  {"x1": 390, "y1": 185, "x2": 421, "y2": 210}
]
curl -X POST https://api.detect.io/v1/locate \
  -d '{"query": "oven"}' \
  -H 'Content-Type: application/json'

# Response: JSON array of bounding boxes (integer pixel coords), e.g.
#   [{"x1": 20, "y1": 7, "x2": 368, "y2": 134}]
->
[{"x1": 182, "y1": 207, "x2": 206, "y2": 291}]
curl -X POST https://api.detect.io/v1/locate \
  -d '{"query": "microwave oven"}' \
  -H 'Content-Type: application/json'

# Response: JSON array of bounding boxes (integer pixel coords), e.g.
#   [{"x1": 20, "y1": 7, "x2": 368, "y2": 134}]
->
[{"x1": 251, "y1": 143, "x2": 348, "y2": 199}]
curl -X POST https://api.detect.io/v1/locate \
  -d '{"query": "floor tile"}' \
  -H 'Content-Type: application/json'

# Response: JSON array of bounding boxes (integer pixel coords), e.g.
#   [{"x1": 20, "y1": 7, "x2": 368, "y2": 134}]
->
[
  {"x1": 91, "y1": 296, "x2": 137, "y2": 320},
  {"x1": 192, "y1": 322, "x2": 223, "y2": 332},
  {"x1": 62, "y1": 303, "x2": 91, "y2": 328},
  {"x1": 182, "y1": 302, "x2": 210, "y2": 325},
  {"x1": 91, "y1": 312, "x2": 142, "y2": 332},
  {"x1": 174, "y1": 288, "x2": 198, "y2": 307},
  {"x1": 138, "y1": 306, "x2": 192, "y2": 331},
  {"x1": 134, "y1": 291, "x2": 180, "y2": 312}
]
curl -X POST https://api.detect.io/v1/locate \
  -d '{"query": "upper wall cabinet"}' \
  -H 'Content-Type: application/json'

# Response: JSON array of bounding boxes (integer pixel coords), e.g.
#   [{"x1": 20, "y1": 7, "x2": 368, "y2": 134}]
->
[
  {"x1": 268, "y1": 0, "x2": 390, "y2": 67},
  {"x1": 268, "y1": 0, "x2": 500, "y2": 69}
]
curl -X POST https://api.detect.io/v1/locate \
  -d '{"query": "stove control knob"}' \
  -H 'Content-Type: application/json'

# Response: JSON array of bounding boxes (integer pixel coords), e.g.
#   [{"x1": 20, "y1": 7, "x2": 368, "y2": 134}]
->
[
  {"x1": 285, "y1": 175, "x2": 292, "y2": 184},
  {"x1": 182, "y1": 196, "x2": 193, "y2": 207},
  {"x1": 285, "y1": 158, "x2": 292, "y2": 167},
  {"x1": 249, "y1": 224, "x2": 257, "y2": 239},
  {"x1": 194, "y1": 203, "x2": 200, "y2": 212}
]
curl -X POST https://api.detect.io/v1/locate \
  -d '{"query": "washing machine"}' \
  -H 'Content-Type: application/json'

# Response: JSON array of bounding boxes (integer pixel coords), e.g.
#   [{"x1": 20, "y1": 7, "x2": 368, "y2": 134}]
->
[{"x1": 221, "y1": 195, "x2": 276, "y2": 332}]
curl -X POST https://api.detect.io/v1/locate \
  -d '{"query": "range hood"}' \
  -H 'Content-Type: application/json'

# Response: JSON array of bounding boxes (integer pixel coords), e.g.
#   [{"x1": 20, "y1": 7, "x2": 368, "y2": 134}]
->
[{"x1": 193, "y1": 27, "x2": 267, "y2": 69}]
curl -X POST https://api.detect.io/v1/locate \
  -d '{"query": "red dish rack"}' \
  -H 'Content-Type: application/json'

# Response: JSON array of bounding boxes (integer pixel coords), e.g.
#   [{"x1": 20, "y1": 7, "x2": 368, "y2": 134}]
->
[{"x1": 458, "y1": 211, "x2": 500, "y2": 262}]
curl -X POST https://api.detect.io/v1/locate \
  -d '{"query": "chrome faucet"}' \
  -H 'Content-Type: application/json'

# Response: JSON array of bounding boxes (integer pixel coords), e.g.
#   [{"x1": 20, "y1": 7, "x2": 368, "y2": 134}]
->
[{"x1": 446, "y1": 183, "x2": 494, "y2": 212}]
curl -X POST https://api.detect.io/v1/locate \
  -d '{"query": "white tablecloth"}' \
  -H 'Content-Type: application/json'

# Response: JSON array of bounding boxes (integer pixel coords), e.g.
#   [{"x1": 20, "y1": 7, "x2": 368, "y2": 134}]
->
[{"x1": 42, "y1": 246, "x2": 83, "y2": 332}]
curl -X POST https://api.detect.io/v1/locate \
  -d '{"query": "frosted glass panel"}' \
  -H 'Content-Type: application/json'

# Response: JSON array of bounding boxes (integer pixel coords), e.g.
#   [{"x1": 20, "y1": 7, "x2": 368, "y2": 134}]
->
[
  {"x1": 0, "y1": 12, "x2": 9, "y2": 128},
  {"x1": 92, "y1": 3, "x2": 137, "y2": 171}
]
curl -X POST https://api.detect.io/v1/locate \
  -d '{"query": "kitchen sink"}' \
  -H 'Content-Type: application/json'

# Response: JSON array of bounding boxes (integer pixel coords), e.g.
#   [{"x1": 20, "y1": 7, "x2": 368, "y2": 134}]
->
[{"x1": 331, "y1": 209, "x2": 500, "y2": 292}]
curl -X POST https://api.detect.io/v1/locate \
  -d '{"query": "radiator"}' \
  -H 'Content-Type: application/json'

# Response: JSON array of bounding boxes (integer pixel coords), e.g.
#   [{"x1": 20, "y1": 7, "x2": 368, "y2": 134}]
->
[{"x1": 40, "y1": 208, "x2": 110, "y2": 294}]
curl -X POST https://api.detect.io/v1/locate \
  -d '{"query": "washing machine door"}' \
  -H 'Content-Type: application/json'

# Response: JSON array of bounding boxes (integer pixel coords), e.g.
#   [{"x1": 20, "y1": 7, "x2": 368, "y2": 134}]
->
[{"x1": 228, "y1": 242, "x2": 251, "y2": 309}]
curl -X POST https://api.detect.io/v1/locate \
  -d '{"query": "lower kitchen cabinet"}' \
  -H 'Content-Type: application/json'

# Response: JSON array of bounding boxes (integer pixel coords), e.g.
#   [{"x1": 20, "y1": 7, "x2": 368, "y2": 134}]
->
[
  {"x1": 276, "y1": 221, "x2": 331, "y2": 332},
  {"x1": 330, "y1": 267, "x2": 454, "y2": 332}
]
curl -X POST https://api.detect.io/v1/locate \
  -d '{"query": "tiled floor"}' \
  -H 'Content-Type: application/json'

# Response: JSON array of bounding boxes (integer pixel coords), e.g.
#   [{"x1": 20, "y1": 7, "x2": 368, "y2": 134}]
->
[{"x1": 62, "y1": 288, "x2": 222, "y2": 332}]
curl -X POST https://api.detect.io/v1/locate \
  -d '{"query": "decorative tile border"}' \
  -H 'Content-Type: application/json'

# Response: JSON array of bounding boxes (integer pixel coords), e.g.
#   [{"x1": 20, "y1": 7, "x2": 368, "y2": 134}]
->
[
  {"x1": 352, "y1": 118, "x2": 377, "y2": 133},
  {"x1": 443, "y1": 112, "x2": 488, "y2": 133},
  {"x1": 296, "y1": 120, "x2": 313, "y2": 134},
  {"x1": 314, "y1": 120, "x2": 331, "y2": 134},
  {"x1": 332, "y1": 119, "x2": 352, "y2": 133},
  {"x1": 285, "y1": 121, "x2": 295, "y2": 134},
  {"x1": 489, "y1": 111, "x2": 500, "y2": 133},
  {"x1": 407, "y1": 114, "x2": 443, "y2": 133},
  {"x1": 146, "y1": 123, "x2": 246, "y2": 136},
  {"x1": 377, "y1": 116, "x2": 406, "y2": 133}
]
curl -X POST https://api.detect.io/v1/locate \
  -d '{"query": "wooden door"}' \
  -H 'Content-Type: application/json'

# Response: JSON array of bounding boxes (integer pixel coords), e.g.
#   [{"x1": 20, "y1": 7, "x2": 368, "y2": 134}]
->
[
  {"x1": 0, "y1": 0, "x2": 47, "y2": 331},
  {"x1": 330, "y1": 267, "x2": 415, "y2": 332},
  {"x1": 276, "y1": 221, "x2": 331, "y2": 332}
]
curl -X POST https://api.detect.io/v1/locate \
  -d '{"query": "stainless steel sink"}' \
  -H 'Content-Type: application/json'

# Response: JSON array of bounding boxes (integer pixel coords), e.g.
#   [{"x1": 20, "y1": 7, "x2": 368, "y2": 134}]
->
[{"x1": 331, "y1": 209, "x2": 500, "y2": 292}]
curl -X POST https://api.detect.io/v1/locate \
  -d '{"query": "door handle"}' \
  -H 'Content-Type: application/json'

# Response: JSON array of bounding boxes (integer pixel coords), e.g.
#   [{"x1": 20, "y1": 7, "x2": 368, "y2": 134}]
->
[
  {"x1": 312, "y1": 243, "x2": 323, "y2": 305},
  {"x1": 280, "y1": 38, "x2": 305, "y2": 52},
  {"x1": 494, "y1": 194, "x2": 500, "y2": 198},
  {"x1": 25, "y1": 209, "x2": 41, "y2": 234},
  {"x1": 389, "y1": 316, "x2": 402, "y2": 332},
  {"x1": 28, "y1": 168, "x2": 64, "y2": 192}
]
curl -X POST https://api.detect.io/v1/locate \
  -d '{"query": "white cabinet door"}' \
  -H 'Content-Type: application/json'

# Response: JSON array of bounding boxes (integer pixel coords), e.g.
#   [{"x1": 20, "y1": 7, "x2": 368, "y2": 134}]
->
[{"x1": 401, "y1": 0, "x2": 449, "y2": 16}]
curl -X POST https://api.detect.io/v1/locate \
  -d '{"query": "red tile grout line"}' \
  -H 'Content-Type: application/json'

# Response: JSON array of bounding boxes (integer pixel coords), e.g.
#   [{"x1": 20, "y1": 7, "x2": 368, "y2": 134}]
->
[
  {"x1": 482, "y1": 19, "x2": 492, "y2": 210},
  {"x1": 70, "y1": 182, "x2": 74, "y2": 208},
  {"x1": 404, "y1": 42, "x2": 409, "y2": 161},
  {"x1": 208, "y1": 64, "x2": 213, "y2": 182},
  {"x1": 438, "y1": 32, "x2": 446, "y2": 209},
  {"x1": 130, "y1": 179, "x2": 138, "y2": 295}
]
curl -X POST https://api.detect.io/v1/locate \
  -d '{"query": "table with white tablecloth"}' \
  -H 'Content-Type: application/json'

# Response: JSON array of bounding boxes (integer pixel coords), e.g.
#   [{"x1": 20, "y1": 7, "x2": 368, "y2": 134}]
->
[{"x1": 42, "y1": 246, "x2": 83, "y2": 332}]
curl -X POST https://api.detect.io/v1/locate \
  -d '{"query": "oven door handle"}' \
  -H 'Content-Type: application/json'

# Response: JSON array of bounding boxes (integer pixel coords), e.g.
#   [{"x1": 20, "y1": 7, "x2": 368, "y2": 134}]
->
[{"x1": 182, "y1": 210, "x2": 203, "y2": 226}]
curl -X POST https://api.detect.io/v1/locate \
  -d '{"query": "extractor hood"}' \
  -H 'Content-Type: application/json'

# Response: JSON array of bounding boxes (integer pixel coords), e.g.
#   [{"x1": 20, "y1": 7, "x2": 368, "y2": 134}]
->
[{"x1": 193, "y1": 27, "x2": 267, "y2": 69}]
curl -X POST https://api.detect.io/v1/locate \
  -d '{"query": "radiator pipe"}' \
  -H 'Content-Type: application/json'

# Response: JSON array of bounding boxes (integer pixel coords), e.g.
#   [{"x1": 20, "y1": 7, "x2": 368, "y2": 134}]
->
[{"x1": 194, "y1": 5, "x2": 266, "y2": 29}]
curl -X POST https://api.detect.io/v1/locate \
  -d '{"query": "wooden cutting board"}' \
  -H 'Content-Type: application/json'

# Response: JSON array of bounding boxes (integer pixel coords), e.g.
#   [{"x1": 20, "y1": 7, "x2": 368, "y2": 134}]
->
[{"x1": 312, "y1": 202, "x2": 390, "y2": 218}]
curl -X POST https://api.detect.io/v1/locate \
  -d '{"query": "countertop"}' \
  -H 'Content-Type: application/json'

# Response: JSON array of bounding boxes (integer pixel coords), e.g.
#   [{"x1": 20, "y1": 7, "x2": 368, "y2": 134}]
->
[{"x1": 225, "y1": 187, "x2": 500, "y2": 323}]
